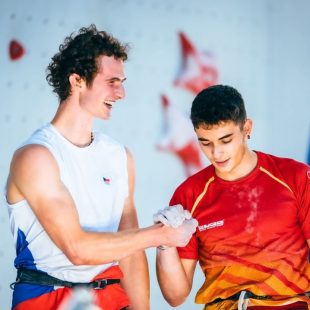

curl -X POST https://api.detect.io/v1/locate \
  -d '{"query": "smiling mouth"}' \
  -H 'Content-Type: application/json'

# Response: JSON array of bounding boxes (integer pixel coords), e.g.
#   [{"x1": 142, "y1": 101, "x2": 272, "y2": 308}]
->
[
  {"x1": 104, "y1": 101, "x2": 114, "y2": 109},
  {"x1": 215, "y1": 159, "x2": 230, "y2": 166}
]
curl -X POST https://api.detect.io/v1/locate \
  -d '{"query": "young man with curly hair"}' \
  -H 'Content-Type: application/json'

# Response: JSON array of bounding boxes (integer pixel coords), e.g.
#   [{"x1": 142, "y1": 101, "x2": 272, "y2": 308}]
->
[
  {"x1": 155, "y1": 85, "x2": 310, "y2": 309},
  {"x1": 5, "y1": 25, "x2": 197, "y2": 310}
]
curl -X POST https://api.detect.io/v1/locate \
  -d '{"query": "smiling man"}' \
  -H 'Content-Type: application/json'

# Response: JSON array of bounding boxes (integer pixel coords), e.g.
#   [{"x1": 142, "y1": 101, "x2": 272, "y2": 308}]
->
[
  {"x1": 5, "y1": 25, "x2": 198, "y2": 310},
  {"x1": 156, "y1": 85, "x2": 310, "y2": 309}
]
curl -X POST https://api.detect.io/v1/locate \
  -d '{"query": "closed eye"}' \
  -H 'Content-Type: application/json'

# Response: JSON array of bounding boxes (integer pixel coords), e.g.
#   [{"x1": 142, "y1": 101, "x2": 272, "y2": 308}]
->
[
  {"x1": 199, "y1": 139, "x2": 232, "y2": 146},
  {"x1": 200, "y1": 142, "x2": 211, "y2": 147},
  {"x1": 107, "y1": 77, "x2": 126, "y2": 85},
  {"x1": 108, "y1": 80, "x2": 121, "y2": 86}
]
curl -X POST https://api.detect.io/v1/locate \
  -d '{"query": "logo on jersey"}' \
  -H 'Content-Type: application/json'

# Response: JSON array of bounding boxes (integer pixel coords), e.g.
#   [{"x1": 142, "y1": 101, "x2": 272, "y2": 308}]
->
[
  {"x1": 198, "y1": 220, "x2": 224, "y2": 232},
  {"x1": 102, "y1": 177, "x2": 111, "y2": 184},
  {"x1": 307, "y1": 170, "x2": 310, "y2": 179}
]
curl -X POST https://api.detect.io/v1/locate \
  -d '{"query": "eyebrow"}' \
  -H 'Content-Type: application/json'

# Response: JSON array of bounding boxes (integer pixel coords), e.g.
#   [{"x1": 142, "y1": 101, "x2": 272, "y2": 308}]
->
[
  {"x1": 198, "y1": 133, "x2": 233, "y2": 142},
  {"x1": 106, "y1": 77, "x2": 127, "y2": 83}
]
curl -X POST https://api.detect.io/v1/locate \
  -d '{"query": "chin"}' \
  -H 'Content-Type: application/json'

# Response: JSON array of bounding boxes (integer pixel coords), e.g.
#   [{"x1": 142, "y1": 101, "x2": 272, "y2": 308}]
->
[
  {"x1": 216, "y1": 164, "x2": 233, "y2": 174},
  {"x1": 217, "y1": 168, "x2": 231, "y2": 174},
  {"x1": 100, "y1": 114, "x2": 111, "y2": 120}
]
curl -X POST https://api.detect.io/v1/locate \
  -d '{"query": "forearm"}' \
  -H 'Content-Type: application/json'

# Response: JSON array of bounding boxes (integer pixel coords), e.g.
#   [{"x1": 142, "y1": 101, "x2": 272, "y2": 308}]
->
[
  {"x1": 156, "y1": 247, "x2": 191, "y2": 306},
  {"x1": 68, "y1": 219, "x2": 197, "y2": 265},
  {"x1": 67, "y1": 225, "x2": 162, "y2": 265},
  {"x1": 119, "y1": 250, "x2": 150, "y2": 310}
]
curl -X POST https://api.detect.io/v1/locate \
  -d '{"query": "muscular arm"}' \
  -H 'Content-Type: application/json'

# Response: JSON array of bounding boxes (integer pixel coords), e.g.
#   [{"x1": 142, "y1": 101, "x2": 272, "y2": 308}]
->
[
  {"x1": 6, "y1": 145, "x2": 186, "y2": 265},
  {"x1": 156, "y1": 247, "x2": 197, "y2": 307},
  {"x1": 118, "y1": 149, "x2": 149, "y2": 310},
  {"x1": 307, "y1": 240, "x2": 310, "y2": 248}
]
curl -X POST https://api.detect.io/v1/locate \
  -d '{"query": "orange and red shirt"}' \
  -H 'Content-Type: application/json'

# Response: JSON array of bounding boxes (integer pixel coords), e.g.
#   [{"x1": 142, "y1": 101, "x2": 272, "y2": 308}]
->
[{"x1": 170, "y1": 151, "x2": 310, "y2": 306}]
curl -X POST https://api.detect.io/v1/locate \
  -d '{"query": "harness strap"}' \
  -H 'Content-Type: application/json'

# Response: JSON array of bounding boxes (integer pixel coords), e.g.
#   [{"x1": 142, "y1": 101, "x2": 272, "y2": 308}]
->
[
  {"x1": 10, "y1": 268, "x2": 120, "y2": 290},
  {"x1": 207, "y1": 290, "x2": 310, "y2": 307}
]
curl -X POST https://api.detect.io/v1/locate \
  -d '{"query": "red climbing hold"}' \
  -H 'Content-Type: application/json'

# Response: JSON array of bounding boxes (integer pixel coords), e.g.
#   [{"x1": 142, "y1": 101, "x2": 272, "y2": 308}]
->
[{"x1": 9, "y1": 40, "x2": 25, "y2": 61}]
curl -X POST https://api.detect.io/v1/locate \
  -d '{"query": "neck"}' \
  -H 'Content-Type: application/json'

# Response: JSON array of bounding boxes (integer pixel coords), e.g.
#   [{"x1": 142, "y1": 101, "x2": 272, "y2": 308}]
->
[{"x1": 51, "y1": 100, "x2": 94, "y2": 147}]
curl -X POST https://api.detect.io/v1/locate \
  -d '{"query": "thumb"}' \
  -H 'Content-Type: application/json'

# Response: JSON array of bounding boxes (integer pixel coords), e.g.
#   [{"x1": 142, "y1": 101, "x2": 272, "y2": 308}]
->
[{"x1": 186, "y1": 218, "x2": 198, "y2": 232}]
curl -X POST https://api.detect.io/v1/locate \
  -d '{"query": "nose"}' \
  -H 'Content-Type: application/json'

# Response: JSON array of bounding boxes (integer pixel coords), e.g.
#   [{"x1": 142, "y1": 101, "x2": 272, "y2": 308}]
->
[
  {"x1": 212, "y1": 144, "x2": 223, "y2": 159},
  {"x1": 115, "y1": 84, "x2": 125, "y2": 100}
]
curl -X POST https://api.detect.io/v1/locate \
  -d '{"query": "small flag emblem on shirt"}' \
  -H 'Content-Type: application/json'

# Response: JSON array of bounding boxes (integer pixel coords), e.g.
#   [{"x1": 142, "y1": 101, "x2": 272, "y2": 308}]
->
[{"x1": 103, "y1": 177, "x2": 110, "y2": 184}]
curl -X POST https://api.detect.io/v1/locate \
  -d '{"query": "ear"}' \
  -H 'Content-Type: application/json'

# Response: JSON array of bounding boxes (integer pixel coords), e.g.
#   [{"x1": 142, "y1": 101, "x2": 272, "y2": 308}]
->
[
  {"x1": 69, "y1": 73, "x2": 84, "y2": 90},
  {"x1": 243, "y1": 119, "x2": 253, "y2": 137}
]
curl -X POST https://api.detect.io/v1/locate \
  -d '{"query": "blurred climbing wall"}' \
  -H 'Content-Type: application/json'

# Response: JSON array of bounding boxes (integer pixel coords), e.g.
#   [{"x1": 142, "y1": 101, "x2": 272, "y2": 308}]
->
[{"x1": 1, "y1": 0, "x2": 310, "y2": 309}]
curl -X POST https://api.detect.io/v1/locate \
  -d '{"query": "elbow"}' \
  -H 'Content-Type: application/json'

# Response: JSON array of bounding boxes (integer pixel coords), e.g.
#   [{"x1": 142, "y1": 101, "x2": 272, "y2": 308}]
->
[
  {"x1": 63, "y1": 241, "x2": 90, "y2": 265},
  {"x1": 163, "y1": 290, "x2": 188, "y2": 307},
  {"x1": 165, "y1": 295, "x2": 187, "y2": 307},
  {"x1": 67, "y1": 255, "x2": 85, "y2": 266},
  {"x1": 65, "y1": 248, "x2": 86, "y2": 266},
  {"x1": 63, "y1": 242, "x2": 114, "y2": 265}
]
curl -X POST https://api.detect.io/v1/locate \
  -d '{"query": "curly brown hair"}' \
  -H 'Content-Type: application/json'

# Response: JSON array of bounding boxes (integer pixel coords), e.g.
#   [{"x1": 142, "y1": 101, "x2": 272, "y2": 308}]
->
[{"x1": 46, "y1": 24, "x2": 129, "y2": 102}]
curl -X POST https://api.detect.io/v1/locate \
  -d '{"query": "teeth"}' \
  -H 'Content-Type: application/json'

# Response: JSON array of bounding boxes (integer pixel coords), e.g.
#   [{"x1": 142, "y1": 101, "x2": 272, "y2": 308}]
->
[{"x1": 104, "y1": 100, "x2": 114, "y2": 105}]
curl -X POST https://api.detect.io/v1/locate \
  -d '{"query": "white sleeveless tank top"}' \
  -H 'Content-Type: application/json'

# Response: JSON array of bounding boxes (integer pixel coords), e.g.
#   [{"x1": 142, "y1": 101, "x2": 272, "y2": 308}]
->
[{"x1": 6, "y1": 123, "x2": 128, "y2": 282}]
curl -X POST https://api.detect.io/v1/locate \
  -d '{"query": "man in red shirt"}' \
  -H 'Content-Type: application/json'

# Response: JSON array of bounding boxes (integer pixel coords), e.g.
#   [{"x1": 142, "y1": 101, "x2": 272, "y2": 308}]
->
[{"x1": 155, "y1": 85, "x2": 310, "y2": 309}]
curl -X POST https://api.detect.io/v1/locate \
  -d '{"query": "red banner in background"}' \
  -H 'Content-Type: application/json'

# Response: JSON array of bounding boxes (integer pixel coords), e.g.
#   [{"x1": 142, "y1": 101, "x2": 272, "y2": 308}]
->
[
  {"x1": 174, "y1": 32, "x2": 218, "y2": 95},
  {"x1": 157, "y1": 32, "x2": 218, "y2": 176}
]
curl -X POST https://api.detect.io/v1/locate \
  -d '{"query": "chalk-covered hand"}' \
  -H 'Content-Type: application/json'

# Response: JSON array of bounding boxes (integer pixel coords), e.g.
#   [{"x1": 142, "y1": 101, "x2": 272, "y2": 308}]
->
[
  {"x1": 153, "y1": 204, "x2": 192, "y2": 228},
  {"x1": 158, "y1": 218, "x2": 198, "y2": 250}
]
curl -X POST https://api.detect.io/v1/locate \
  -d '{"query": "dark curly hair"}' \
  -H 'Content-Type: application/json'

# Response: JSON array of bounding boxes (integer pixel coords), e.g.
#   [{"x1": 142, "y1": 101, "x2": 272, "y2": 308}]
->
[
  {"x1": 190, "y1": 85, "x2": 247, "y2": 129},
  {"x1": 46, "y1": 24, "x2": 129, "y2": 102}
]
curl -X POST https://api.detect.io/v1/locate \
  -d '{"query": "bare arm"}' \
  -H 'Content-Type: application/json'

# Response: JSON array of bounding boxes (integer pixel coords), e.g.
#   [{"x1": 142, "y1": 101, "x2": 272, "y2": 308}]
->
[
  {"x1": 307, "y1": 240, "x2": 310, "y2": 248},
  {"x1": 118, "y1": 149, "x2": 149, "y2": 310},
  {"x1": 156, "y1": 247, "x2": 197, "y2": 307},
  {"x1": 6, "y1": 145, "x2": 190, "y2": 265}
]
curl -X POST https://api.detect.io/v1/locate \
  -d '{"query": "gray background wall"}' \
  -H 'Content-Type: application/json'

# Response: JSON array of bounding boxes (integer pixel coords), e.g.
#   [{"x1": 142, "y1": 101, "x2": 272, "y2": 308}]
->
[{"x1": 1, "y1": 0, "x2": 309, "y2": 309}]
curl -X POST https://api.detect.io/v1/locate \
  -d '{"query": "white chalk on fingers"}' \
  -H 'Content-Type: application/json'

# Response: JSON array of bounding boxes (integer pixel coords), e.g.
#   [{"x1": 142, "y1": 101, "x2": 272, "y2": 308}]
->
[{"x1": 153, "y1": 212, "x2": 170, "y2": 226}]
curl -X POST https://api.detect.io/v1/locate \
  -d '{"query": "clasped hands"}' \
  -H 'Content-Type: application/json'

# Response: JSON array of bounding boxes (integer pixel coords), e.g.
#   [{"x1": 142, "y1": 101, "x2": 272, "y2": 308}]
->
[{"x1": 153, "y1": 204, "x2": 198, "y2": 249}]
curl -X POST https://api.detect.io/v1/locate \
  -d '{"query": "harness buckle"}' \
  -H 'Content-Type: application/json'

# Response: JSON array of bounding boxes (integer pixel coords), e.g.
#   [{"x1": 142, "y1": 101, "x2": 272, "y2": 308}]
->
[{"x1": 93, "y1": 279, "x2": 107, "y2": 289}]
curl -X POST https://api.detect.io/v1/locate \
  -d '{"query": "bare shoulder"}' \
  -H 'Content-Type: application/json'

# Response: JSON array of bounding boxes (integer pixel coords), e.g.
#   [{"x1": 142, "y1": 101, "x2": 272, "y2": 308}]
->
[
  {"x1": 12, "y1": 144, "x2": 52, "y2": 164},
  {"x1": 10, "y1": 144, "x2": 59, "y2": 179},
  {"x1": 7, "y1": 144, "x2": 60, "y2": 203}
]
